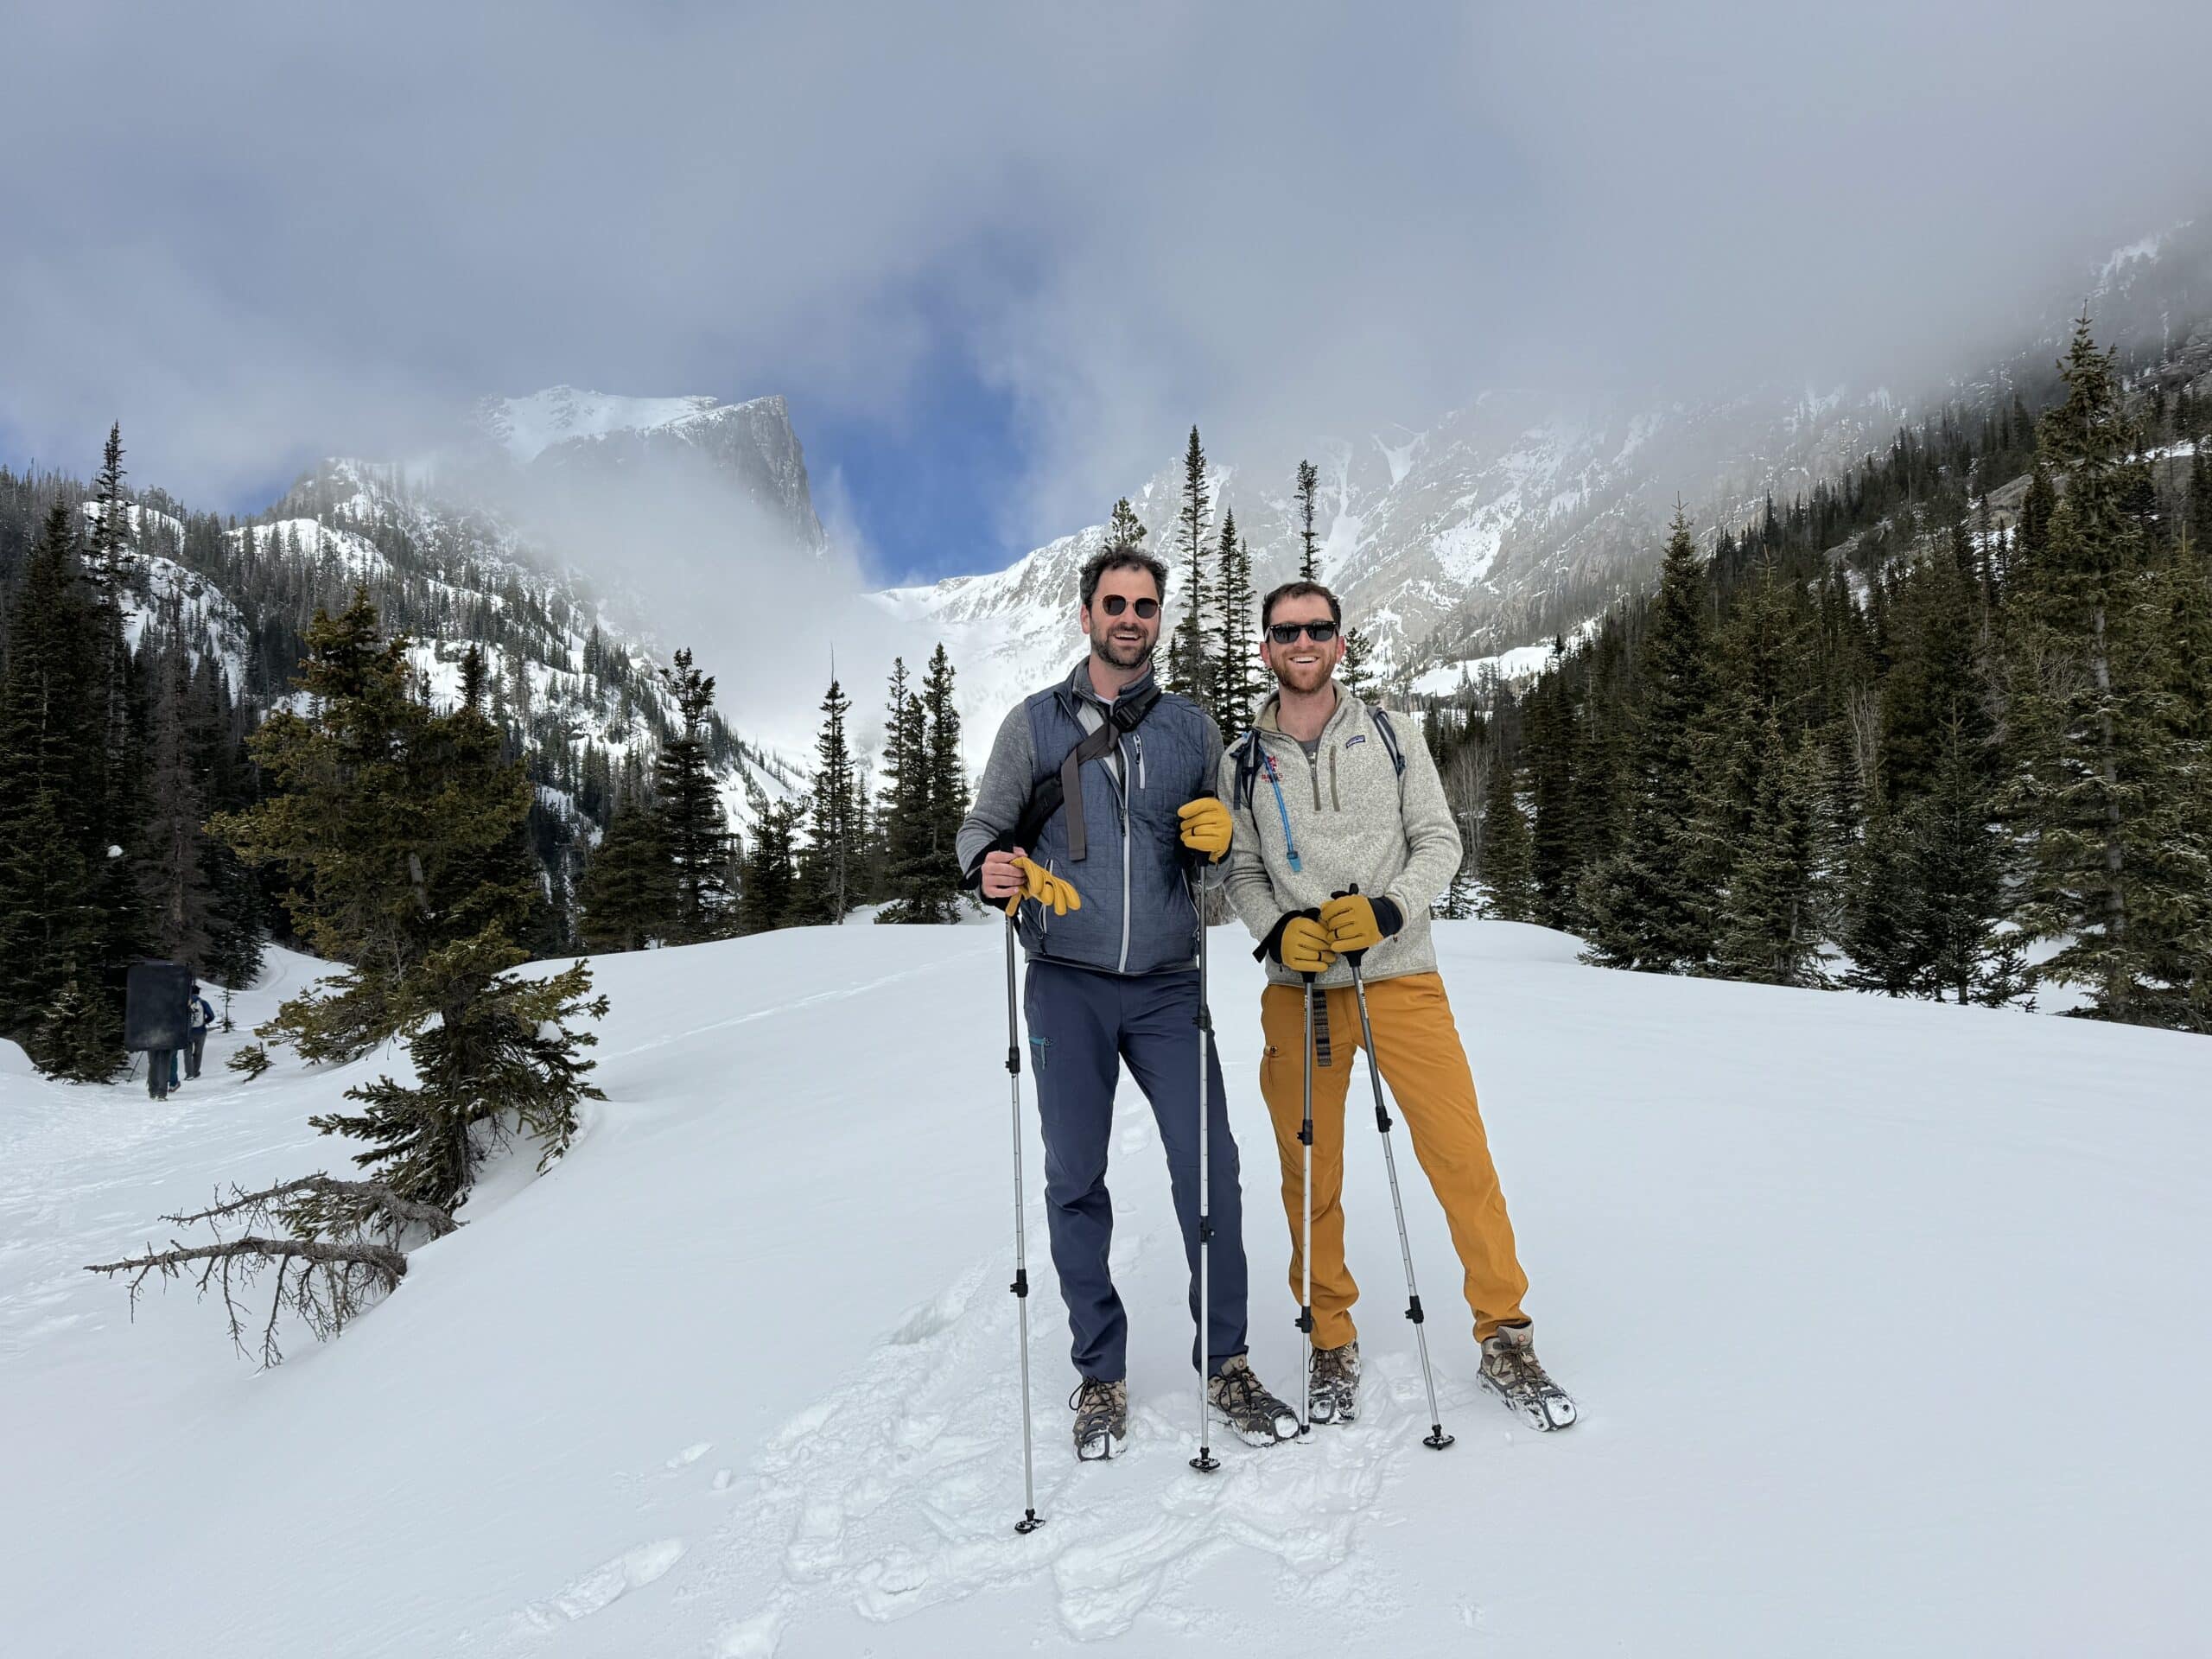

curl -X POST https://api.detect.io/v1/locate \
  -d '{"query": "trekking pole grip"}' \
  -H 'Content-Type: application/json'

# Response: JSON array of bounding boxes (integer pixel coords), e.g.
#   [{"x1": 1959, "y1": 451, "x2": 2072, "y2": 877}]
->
[{"x1": 1332, "y1": 883, "x2": 1370, "y2": 971}]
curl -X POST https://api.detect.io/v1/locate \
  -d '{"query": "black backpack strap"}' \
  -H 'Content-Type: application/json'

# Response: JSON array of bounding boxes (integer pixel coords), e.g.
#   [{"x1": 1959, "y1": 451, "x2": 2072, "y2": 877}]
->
[
  {"x1": 1368, "y1": 705, "x2": 1406, "y2": 779},
  {"x1": 1013, "y1": 680, "x2": 1162, "y2": 862},
  {"x1": 1230, "y1": 728, "x2": 1264, "y2": 815}
]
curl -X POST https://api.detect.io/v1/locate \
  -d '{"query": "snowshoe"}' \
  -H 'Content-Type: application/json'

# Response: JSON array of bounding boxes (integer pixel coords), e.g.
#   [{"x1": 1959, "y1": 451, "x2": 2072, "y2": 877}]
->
[
  {"x1": 1206, "y1": 1355, "x2": 1300, "y2": 1446},
  {"x1": 1478, "y1": 1324, "x2": 1577, "y2": 1431},
  {"x1": 1308, "y1": 1339, "x2": 1360, "y2": 1426},
  {"x1": 1071, "y1": 1376, "x2": 1128, "y2": 1461}
]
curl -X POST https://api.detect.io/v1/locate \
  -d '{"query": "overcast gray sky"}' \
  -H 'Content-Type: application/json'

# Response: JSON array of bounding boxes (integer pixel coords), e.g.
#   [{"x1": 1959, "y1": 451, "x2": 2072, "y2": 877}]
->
[{"x1": 4, "y1": 1, "x2": 2209, "y2": 576}]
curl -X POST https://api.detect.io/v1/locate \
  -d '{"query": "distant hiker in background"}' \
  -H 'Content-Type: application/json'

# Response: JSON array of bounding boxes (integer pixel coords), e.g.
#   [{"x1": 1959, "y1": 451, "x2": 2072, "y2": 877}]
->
[
  {"x1": 185, "y1": 982, "x2": 214, "y2": 1079},
  {"x1": 1221, "y1": 579, "x2": 1579, "y2": 1433},
  {"x1": 958, "y1": 542, "x2": 1300, "y2": 1461}
]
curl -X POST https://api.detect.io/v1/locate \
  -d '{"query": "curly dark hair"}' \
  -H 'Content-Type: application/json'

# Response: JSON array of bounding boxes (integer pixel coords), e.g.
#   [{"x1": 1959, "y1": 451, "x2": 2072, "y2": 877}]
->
[{"x1": 1079, "y1": 543, "x2": 1170, "y2": 609}]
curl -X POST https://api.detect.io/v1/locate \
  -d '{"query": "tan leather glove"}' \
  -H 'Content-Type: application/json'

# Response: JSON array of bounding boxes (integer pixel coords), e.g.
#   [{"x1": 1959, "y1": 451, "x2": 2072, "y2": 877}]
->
[
  {"x1": 1002, "y1": 855, "x2": 1082, "y2": 918},
  {"x1": 1276, "y1": 914, "x2": 1338, "y2": 976},
  {"x1": 1176, "y1": 797, "x2": 1233, "y2": 861},
  {"x1": 1319, "y1": 892, "x2": 1402, "y2": 955}
]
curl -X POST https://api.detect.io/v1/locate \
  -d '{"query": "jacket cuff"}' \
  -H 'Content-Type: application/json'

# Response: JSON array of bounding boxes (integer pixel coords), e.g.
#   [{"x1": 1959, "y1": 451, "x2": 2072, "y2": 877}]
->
[{"x1": 960, "y1": 833, "x2": 1017, "y2": 893}]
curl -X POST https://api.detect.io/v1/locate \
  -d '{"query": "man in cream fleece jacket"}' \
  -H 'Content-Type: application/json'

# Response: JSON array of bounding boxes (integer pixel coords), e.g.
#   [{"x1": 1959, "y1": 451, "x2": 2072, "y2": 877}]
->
[{"x1": 1219, "y1": 579, "x2": 1578, "y2": 1433}]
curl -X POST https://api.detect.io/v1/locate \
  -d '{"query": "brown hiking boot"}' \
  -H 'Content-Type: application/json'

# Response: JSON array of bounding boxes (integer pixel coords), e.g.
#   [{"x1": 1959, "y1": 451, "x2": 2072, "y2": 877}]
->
[
  {"x1": 1309, "y1": 1339, "x2": 1361, "y2": 1425},
  {"x1": 1206, "y1": 1355, "x2": 1300, "y2": 1446},
  {"x1": 1478, "y1": 1324, "x2": 1578, "y2": 1432},
  {"x1": 1071, "y1": 1376, "x2": 1128, "y2": 1460}
]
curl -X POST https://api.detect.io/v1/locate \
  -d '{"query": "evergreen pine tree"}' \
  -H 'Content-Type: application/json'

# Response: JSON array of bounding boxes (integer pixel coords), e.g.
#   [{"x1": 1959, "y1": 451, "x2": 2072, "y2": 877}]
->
[
  {"x1": 2000, "y1": 318, "x2": 2206, "y2": 1026},
  {"x1": 1880, "y1": 522, "x2": 1988, "y2": 806},
  {"x1": 799, "y1": 673, "x2": 861, "y2": 923},
  {"x1": 190, "y1": 658, "x2": 264, "y2": 988},
  {"x1": 1524, "y1": 670, "x2": 1580, "y2": 927},
  {"x1": 1295, "y1": 459, "x2": 1321, "y2": 581},
  {"x1": 876, "y1": 657, "x2": 938, "y2": 925},
  {"x1": 86, "y1": 426, "x2": 142, "y2": 903},
  {"x1": 305, "y1": 645, "x2": 606, "y2": 1217},
  {"x1": 1475, "y1": 753, "x2": 1540, "y2": 922},
  {"x1": 137, "y1": 641, "x2": 216, "y2": 967},
  {"x1": 1712, "y1": 715, "x2": 1829, "y2": 987},
  {"x1": 1690, "y1": 559, "x2": 1802, "y2": 908},
  {"x1": 740, "y1": 798, "x2": 804, "y2": 932},
  {"x1": 654, "y1": 648, "x2": 737, "y2": 943},
  {"x1": 1107, "y1": 498, "x2": 1148, "y2": 548},
  {"x1": 209, "y1": 607, "x2": 601, "y2": 1212},
  {"x1": 1338, "y1": 626, "x2": 1376, "y2": 702},
  {"x1": 1209, "y1": 510, "x2": 1258, "y2": 734},
  {"x1": 2016, "y1": 457, "x2": 2057, "y2": 583},
  {"x1": 1167, "y1": 427, "x2": 1213, "y2": 702},
  {"x1": 1840, "y1": 801, "x2": 1923, "y2": 996},
  {"x1": 213, "y1": 590, "x2": 440, "y2": 1059},
  {"x1": 575, "y1": 797, "x2": 672, "y2": 952},
  {"x1": 0, "y1": 504, "x2": 128, "y2": 1073},
  {"x1": 1903, "y1": 716, "x2": 2025, "y2": 1005},
  {"x1": 1579, "y1": 510, "x2": 1717, "y2": 971},
  {"x1": 917, "y1": 644, "x2": 970, "y2": 922}
]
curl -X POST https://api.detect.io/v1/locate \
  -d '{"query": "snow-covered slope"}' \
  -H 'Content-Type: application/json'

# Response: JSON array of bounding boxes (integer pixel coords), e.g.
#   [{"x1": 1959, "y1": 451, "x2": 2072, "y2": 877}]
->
[
  {"x1": 3, "y1": 925, "x2": 2203, "y2": 1656},
  {"x1": 181, "y1": 455, "x2": 811, "y2": 845},
  {"x1": 82, "y1": 502, "x2": 254, "y2": 691}
]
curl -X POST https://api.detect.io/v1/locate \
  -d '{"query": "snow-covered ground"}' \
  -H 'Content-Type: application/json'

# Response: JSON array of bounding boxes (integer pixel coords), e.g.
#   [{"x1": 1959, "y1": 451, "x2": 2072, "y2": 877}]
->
[{"x1": 3, "y1": 925, "x2": 2205, "y2": 1656}]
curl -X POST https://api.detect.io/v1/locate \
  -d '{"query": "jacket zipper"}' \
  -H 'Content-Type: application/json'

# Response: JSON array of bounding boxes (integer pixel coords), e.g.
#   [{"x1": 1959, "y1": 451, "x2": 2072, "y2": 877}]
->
[{"x1": 1116, "y1": 749, "x2": 1133, "y2": 973}]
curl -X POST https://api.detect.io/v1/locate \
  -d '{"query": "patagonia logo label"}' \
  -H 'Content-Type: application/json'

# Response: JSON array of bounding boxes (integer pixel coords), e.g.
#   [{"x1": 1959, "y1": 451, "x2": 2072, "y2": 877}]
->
[{"x1": 1345, "y1": 734, "x2": 1367, "y2": 747}]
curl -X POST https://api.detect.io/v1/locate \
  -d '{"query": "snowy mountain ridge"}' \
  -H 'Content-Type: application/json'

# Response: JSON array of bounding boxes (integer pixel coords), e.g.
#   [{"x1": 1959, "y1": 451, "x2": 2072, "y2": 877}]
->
[
  {"x1": 870, "y1": 219, "x2": 2212, "y2": 728},
  {"x1": 464, "y1": 385, "x2": 828, "y2": 558},
  {"x1": 475, "y1": 388, "x2": 728, "y2": 465},
  {"x1": 112, "y1": 455, "x2": 810, "y2": 919}
]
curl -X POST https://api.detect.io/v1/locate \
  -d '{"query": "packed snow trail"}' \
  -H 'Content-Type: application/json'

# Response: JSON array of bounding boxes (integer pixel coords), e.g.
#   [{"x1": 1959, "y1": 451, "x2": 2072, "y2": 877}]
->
[{"x1": 3, "y1": 926, "x2": 2207, "y2": 1656}]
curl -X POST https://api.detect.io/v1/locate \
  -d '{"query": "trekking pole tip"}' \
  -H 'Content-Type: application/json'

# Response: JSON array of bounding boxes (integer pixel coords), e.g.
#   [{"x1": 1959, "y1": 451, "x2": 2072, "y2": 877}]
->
[{"x1": 1015, "y1": 1510, "x2": 1046, "y2": 1534}]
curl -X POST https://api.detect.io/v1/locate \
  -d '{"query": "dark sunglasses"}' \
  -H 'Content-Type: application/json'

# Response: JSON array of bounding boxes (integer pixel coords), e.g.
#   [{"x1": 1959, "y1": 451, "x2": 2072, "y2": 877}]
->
[
  {"x1": 1267, "y1": 620, "x2": 1338, "y2": 644},
  {"x1": 1098, "y1": 594, "x2": 1160, "y2": 619}
]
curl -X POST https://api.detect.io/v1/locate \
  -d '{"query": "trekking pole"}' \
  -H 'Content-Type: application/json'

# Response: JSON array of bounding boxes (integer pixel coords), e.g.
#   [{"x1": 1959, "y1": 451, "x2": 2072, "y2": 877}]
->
[
  {"x1": 1002, "y1": 911, "x2": 1045, "y2": 1533},
  {"x1": 1298, "y1": 966, "x2": 1317, "y2": 1437},
  {"x1": 1339, "y1": 885, "x2": 1453, "y2": 1451},
  {"x1": 1189, "y1": 868, "x2": 1219, "y2": 1474}
]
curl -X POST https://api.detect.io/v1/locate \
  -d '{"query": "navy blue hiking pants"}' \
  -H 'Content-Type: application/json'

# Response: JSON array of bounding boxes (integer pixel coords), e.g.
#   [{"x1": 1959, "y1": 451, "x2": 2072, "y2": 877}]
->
[{"x1": 1023, "y1": 957, "x2": 1249, "y2": 1382}]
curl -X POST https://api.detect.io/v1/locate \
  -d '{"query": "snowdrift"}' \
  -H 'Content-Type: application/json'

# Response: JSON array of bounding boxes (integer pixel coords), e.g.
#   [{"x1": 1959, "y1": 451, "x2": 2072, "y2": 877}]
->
[{"x1": 1, "y1": 925, "x2": 2204, "y2": 1656}]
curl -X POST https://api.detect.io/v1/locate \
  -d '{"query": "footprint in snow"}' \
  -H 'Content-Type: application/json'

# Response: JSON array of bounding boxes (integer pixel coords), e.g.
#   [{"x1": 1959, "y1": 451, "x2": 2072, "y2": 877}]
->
[
  {"x1": 691, "y1": 1255, "x2": 1418, "y2": 1649},
  {"x1": 524, "y1": 1537, "x2": 687, "y2": 1626}
]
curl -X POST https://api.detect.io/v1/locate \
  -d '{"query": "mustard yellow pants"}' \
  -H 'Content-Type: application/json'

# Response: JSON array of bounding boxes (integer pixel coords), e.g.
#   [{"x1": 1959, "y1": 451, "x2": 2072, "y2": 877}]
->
[{"x1": 1258, "y1": 971, "x2": 1529, "y2": 1346}]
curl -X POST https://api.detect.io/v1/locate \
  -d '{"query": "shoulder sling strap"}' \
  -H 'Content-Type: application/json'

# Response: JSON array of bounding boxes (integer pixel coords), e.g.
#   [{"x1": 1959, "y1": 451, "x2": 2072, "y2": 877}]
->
[{"x1": 1014, "y1": 680, "x2": 1163, "y2": 862}]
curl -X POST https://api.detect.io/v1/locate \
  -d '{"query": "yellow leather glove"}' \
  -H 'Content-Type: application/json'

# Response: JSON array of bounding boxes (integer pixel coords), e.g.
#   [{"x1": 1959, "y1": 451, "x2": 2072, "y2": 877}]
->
[
  {"x1": 1277, "y1": 915, "x2": 1338, "y2": 976},
  {"x1": 1002, "y1": 855, "x2": 1082, "y2": 918},
  {"x1": 1319, "y1": 892, "x2": 1402, "y2": 954},
  {"x1": 1176, "y1": 797, "x2": 1233, "y2": 861}
]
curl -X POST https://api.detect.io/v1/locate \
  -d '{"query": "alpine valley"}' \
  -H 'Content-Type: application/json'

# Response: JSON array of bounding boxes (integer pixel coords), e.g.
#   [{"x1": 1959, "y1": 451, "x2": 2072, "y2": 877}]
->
[{"x1": 7, "y1": 222, "x2": 2209, "y2": 927}]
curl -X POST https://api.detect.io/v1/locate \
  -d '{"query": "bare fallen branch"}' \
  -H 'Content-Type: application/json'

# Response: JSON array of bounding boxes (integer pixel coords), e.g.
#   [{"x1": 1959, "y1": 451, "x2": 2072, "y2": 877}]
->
[
  {"x1": 161, "y1": 1175, "x2": 459, "y2": 1243},
  {"x1": 85, "y1": 1173, "x2": 455, "y2": 1364}
]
